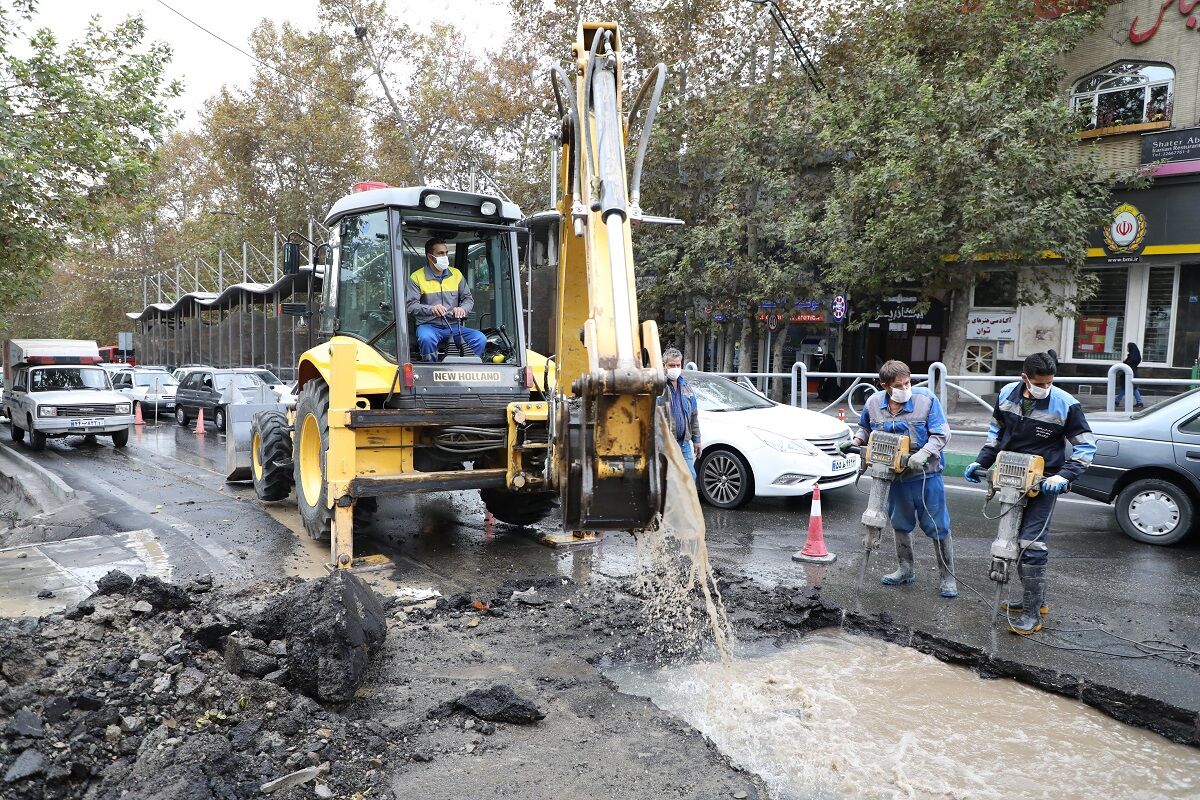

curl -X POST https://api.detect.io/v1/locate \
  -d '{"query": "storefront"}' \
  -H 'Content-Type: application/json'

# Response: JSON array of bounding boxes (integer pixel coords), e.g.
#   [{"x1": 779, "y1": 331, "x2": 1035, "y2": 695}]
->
[{"x1": 851, "y1": 293, "x2": 949, "y2": 375}]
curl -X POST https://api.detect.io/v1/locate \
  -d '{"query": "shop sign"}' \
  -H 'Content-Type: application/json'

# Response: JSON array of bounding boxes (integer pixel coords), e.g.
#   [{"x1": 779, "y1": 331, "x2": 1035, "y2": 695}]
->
[
  {"x1": 1076, "y1": 316, "x2": 1120, "y2": 354},
  {"x1": 1128, "y1": 0, "x2": 1200, "y2": 45},
  {"x1": 1142, "y1": 126, "x2": 1200, "y2": 177},
  {"x1": 1103, "y1": 203, "x2": 1147, "y2": 262},
  {"x1": 966, "y1": 311, "x2": 1016, "y2": 340},
  {"x1": 791, "y1": 312, "x2": 825, "y2": 323}
]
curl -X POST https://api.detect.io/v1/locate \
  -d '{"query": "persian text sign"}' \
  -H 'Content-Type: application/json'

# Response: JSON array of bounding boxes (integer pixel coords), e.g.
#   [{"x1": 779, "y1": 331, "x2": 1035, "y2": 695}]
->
[
  {"x1": 966, "y1": 311, "x2": 1016, "y2": 340},
  {"x1": 1129, "y1": 0, "x2": 1199, "y2": 44}
]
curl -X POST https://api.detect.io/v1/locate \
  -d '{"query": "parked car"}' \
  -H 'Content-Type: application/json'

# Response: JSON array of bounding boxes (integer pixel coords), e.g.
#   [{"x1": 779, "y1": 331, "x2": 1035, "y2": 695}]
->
[
  {"x1": 174, "y1": 369, "x2": 272, "y2": 432},
  {"x1": 686, "y1": 371, "x2": 859, "y2": 509},
  {"x1": 248, "y1": 368, "x2": 296, "y2": 405},
  {"x1": 1072, "y1": 387, "x2": 1200, "y2": 545},
  {"x1": 4, "y1": 366, "x2": 133, "y2": 450},
  {"x1": 112, "y1": 368, "x2": 179, "y2": 414},
  {"x1": 172, "y1": 364, "x2": 211, "y2": 384}
]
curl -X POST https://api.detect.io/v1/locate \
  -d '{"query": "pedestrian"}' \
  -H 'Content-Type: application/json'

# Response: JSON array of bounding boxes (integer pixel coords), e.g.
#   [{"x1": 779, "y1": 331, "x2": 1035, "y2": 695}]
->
[
  {"x1": 964, "y1": 352, "x2": 1097, "y2": 634},
  {"x1": 839, "y1": 359, "x2": 957, "y2": 598},
  {"x1": 1114, "y1": 342, "x2": 1145, "y2": 410},
  {"x1": 818, "y1": 351, "x2": 840, "y2": 402},
  {"x1": 661, "y1": 348, "x2": 702, "y2": 480}
]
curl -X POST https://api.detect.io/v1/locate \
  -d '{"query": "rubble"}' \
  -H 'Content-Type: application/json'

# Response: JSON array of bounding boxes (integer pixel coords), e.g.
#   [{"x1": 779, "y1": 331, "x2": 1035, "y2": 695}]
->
[{"x1": 453, "y1": 685, "x2": 545, "y2": 724}]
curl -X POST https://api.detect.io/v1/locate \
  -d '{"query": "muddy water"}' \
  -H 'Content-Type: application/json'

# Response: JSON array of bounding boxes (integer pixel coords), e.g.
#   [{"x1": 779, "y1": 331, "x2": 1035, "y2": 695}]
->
[
  {"x1": 628, "y1": 412, "x2": 733, "y2": 662},
  {"x1": 609, "y1": 630, "x2": 1200, "y2": 800}
]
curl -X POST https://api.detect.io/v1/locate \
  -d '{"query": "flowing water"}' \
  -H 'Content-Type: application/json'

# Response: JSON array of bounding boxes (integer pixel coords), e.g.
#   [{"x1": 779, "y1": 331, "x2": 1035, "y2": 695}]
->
[
  {"x1": 608, "y1": 630, "x2": 1200, "y2": 800},
  {"x1": 627, "y1": 413, "x2": 734, "y2": 663}
]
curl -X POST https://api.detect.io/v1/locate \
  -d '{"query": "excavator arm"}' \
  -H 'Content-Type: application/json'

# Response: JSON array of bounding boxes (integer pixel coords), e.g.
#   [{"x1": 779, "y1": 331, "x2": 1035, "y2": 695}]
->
[{"x1": 548, "y1": 22, "x2": 669, "y2": 532}]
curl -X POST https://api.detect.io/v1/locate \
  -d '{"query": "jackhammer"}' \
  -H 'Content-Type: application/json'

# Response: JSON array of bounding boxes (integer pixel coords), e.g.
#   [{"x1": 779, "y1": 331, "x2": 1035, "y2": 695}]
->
[
  {"x1": 982, "y1": 452, "x2": 1046, "y2": 624},
  {"x1": 854, "y1": 431, "x2": 911, "y2": 595}
]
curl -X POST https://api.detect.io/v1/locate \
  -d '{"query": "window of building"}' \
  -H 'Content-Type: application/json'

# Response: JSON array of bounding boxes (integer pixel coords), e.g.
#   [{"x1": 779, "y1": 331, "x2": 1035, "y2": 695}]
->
[
  {"x1": 1071, "y1": 62, "x2": 1173, "y2": 131},
  {"x1": 1143, "y1": 266, "x2": 1176, "y2": 363},
  {"x1": 972, "y1": 271, "x2": 1018, "y2": 308},
  {"x1": 1072, "y1": 268, "x2": 1126, "y2": 362}
]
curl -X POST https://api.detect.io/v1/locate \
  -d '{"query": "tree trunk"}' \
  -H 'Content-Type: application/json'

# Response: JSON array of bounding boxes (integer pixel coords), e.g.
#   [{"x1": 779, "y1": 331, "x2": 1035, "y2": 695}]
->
[
  {"x1": 721, "y1": 325, "x2": 735, "y2": 373},
  {"x1": 770, "y1": 320, "x2": 791, "y2": 402},
  {"x1": 684, "y1": 309, "x2": 696, "y2": 366},
  {"x1": 940, "y1": 280, "x2": 974, "y2": 414},
  {"x1": 737, "y1": 315, "x2": 754, "y2": 373}
]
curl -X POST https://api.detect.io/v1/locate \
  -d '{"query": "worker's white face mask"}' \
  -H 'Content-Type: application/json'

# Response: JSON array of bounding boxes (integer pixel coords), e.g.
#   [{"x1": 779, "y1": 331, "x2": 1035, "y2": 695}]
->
[
  {"x1": 889, "y1": 386, "x2": 912, "y2": 404},
  {"x1": 666, "y1": 367, "x2": 682, "y2": 381},
  {"x1": 433, "y1": 255, "x2": 449, "y2": 270},
  {"x1": 1026, "y1": 381, "x2": 1050, "y2": 400}
]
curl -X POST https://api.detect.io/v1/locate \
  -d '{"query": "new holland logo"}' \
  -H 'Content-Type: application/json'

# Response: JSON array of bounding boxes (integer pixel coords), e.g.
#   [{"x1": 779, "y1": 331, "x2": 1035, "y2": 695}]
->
[
  {"x1": 1104, "y1": 203, "x2": 1147, "y2": 254},
  {"x1": 431, "y1": 370, "x2": 503, "y2": 382}
]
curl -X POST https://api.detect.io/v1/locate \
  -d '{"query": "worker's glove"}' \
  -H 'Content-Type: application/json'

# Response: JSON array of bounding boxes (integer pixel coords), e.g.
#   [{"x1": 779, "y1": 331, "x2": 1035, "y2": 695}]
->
[
  {"x1": 907, "y1": 450, "x2": 931, "y2": 471},
  {"x1": 837, "y1": 439, "x2": 857, "y2": 454},
  {"x1": 963, "y1": 462, "x2": 985, "y2": 484},
  {"x1": 1042, "y1": 475, "x2": 1069, "y2": 494}
]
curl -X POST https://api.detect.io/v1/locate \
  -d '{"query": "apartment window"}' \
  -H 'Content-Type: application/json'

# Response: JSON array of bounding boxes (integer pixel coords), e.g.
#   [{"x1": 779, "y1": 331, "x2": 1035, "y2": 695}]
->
[{"x1": 1071, "y1": 62, "x2": 1173, "y2": 130}]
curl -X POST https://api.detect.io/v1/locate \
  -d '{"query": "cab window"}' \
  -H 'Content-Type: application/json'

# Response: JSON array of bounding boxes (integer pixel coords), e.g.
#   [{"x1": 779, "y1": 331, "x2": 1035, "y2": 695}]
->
[{"x1": 335, "y1": 210, "x2": 395, "y2": 356}]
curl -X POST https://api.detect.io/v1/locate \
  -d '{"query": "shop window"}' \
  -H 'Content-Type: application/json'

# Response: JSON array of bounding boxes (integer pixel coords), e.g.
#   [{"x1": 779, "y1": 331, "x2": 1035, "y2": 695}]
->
[
  {"x1": 1143, "y1": 266, "x2": 1175, "y2": 363},
  {"x1": 973, "y1": 271, "x2": 1018, "y2": 308},
  {"x1": 1072, "y1": 268, "x2": 1126, "y2": 362},
  {"x1": 1071, "y1": 62, "x2": 1173, "y2": 131}
]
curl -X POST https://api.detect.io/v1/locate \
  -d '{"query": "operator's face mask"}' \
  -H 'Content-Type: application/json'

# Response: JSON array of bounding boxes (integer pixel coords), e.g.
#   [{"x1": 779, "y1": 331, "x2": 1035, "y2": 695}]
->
[
  {"x1": 1024, "y1": 375, "x2": 1052, "y2": 400},
  {"x1": 433, "y1": 254, "x2": 450, "y2": 270}
]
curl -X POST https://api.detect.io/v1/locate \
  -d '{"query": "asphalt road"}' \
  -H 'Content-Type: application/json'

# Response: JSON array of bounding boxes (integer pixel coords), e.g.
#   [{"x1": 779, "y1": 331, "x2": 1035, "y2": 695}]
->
[{"x1": 8, "y1": 420, "x2": 1200, "y2": 728}]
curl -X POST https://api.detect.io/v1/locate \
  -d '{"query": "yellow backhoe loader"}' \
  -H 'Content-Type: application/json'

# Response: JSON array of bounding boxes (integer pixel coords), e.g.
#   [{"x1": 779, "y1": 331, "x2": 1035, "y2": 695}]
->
[{"x1": 250, "y1": 21, "x2": 675, "y2": 568}]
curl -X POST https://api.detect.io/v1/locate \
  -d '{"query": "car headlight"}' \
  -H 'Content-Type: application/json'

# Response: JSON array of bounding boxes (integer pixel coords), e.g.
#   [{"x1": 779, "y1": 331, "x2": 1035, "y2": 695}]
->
[
  {"x1": 749, "y1": 427, "x2": 820, "y2": 456},
  {"x1": 115, "y1": 403, "x2": 131, "y2": 414},
  {"x1": 38, "y1": 406, "x2": 57, "y2": 417}
]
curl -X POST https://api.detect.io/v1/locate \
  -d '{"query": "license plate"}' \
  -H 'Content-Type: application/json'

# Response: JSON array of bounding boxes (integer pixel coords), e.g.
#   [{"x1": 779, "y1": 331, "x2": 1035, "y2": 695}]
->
[
  {"x1": 832, "y1": 458, "x2": 848, "y2": 471},
  {"x1": 69, "y1": 418, "x2": 105, "y2": 428}
]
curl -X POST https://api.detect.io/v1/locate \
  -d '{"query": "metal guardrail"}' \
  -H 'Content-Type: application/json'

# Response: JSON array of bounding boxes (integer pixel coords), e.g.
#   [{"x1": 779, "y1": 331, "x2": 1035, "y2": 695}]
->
[{"x1": 684, "y1": 360, "x2": 1200, "y2": 421}]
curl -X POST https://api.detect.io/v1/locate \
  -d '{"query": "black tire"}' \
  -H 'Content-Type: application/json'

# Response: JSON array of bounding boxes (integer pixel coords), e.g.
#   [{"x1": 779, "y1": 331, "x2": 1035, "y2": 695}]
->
[
  {"x1": 698, "y1": 447, "x2": 754, "y2": 509},
  {"x1": 480, "y1": 488, "x2": 557, "y2": 527},
  {"x1": 84, "y1": 434, "x2": 97, "y2": 444},
  {"x1": 176, "y1": 406, "x2": 190, "y2": 427},
  {"x1": 1116, "y1": 478, "x2": 1194, "y2": 545},
  {"x1": 27, "y1": 419, "x2": 46, "y2": 452},
  {"x1": 252, "y1": 410, "x2": 294, "y2": 502},
  {"x1": 294, "y1": 379, "x2": 332, "y2": 542},
  {"x1": 10, "y1": 419, "x2": 24, "y2": 443},
  {"x1": 214, "y1": 405, "x2": 227, "y2": 433},
  {"x1": 111, "y1": 428, "x2": 129, "y2": 448}
]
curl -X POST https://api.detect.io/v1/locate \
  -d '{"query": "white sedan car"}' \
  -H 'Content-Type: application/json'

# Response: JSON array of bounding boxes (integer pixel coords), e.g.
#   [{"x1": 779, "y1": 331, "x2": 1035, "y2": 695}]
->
[{"x1": 687, "y1": 371, "x2": 859, "y2": 508}]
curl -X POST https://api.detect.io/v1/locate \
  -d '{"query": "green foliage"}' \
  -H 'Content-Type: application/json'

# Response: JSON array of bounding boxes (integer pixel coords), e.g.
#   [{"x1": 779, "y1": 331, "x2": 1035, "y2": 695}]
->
[{"x1": 0, "y1": 2, "x2": 180, "y2": 311}]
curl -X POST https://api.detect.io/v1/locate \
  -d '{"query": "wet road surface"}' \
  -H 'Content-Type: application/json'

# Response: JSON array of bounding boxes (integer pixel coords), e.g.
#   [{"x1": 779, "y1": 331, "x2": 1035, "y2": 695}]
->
[{"x1": 9, "y1": 420, "x2": 1200, "y2": 730}]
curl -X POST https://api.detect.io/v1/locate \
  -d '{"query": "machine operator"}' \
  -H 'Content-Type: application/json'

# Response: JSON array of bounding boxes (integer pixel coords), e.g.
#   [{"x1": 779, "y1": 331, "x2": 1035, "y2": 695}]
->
[{"x1": 406, "y1": 238, "x2": 488, "y2": 362}]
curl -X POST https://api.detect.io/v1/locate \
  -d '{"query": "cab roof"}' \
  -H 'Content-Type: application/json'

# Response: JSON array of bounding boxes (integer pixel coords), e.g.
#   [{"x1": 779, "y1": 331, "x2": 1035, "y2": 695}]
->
[{"x1": 324, "y1": 186, "x2": 522, "y2": 226}]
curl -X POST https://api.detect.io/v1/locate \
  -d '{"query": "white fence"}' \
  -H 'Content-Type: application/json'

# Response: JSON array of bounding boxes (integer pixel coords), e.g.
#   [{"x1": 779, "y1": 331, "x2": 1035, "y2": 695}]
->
[{"x1": 683, "y1": 360, "x2": 1200, "y2": 419}]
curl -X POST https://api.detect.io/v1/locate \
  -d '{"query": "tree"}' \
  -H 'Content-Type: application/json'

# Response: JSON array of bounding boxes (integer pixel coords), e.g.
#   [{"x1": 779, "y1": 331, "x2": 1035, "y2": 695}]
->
[
  {"x1": 0, "y1": 1, "x2": 180, "y2": 311},
  {"x1": 810, "y1": 0, "x2": 1117, "y2": 377}
]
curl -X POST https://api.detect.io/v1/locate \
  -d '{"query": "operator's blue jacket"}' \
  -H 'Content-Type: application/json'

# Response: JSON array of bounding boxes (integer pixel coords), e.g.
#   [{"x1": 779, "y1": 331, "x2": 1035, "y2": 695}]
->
[
  {"x1": 976, "y1": 382, "x2": 1097, "y2": 482},
  {"x1": 855, "y1": 387, "x2": 949, "y2": 483}
]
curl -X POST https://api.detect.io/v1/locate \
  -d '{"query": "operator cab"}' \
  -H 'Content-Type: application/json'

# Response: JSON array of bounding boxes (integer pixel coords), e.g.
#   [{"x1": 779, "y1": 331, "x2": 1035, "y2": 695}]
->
[{"x1": 319, "y1": 185, "x2": 530, "y2": 412}]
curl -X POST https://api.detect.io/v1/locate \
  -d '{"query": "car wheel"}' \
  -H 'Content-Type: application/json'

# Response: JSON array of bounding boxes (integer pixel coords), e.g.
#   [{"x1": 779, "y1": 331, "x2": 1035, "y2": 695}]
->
[
  {"x1": 698, "y1": 448, "x2": 754, "y2": 509},
  {"x1": 27, "y1": 418, "x2": 46, "y2": 452},
  {"x1": 176, "y1": 406, "x2": 190, "y2": 427},
  {"x1": 111, "y1": 427, "x2": 129, "y2": 448},
  {"x1": 10, "y1": 419, "x2": 24, "y2": 443},
  {"x1": 214, "y1": 406, "x2": 226, "y2": 433},
  {"x1": 1116, "y1": 478, "x2": 1194, "y2": 545}
]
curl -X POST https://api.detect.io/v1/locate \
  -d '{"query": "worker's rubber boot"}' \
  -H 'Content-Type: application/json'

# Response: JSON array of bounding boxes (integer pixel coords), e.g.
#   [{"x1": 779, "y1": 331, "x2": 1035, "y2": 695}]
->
[
  {"x1": 1007, "y1": 563, "x2": 1047, "y2": 635},
  {"x1": 1000, "y1": 595, "x2": 1050, "y2": 616},
  {"x1": 934, "y1": 537, "x2": 957, "y2": 598},
  {"x1": 881, "y1": 530, "x2": 915, "y2": 586}
]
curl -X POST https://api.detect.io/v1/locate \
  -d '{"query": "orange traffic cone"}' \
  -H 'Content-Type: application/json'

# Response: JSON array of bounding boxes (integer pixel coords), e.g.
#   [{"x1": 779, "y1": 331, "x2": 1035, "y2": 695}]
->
[
  {"x1": 793, "y1": 484, "x2": 836, "y2": 563},
  {"x1": 134, "y1": 402, "x2": 144, "y2": 426},
  {"x1": 194, "y1": 407, "x2": 205, "y2": 435}
]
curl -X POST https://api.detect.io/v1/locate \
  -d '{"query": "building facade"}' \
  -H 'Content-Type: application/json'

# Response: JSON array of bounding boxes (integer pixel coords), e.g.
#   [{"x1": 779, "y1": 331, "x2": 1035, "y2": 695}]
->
[{"x1": 978, "y1": 0, "x2": 1200, "y2": 379}]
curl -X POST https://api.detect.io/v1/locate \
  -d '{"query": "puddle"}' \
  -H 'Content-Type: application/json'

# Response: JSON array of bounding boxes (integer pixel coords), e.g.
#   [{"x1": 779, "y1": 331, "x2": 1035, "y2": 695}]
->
[{"x1": 607, "y1": 630, "x2": 1200, "y2": 800}]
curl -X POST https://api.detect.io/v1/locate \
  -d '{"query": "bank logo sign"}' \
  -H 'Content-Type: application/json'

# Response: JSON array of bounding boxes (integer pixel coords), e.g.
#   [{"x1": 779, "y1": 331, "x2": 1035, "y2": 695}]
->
[{"x1": 1104, "y1": 203, "x2": 1147, "y2": 254}]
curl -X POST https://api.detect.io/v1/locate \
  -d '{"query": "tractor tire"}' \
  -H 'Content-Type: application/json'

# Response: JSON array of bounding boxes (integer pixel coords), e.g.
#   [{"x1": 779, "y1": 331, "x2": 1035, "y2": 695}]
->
[
  {"x1": 480, "y1": 488, "x2": 557, "y2": 527},
  {"x1": 252, "y1": 410, "x2": 294, "y2": 502},
  {"x1": 294, "y1": 379, "x2": 332, "y2": 541}
]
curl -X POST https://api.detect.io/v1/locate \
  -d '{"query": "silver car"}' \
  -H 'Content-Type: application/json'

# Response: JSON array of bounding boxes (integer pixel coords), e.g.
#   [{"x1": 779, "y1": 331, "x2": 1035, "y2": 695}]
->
[{"x1": 1073, "y1": 388, "x2": 1200, "y2": 545}]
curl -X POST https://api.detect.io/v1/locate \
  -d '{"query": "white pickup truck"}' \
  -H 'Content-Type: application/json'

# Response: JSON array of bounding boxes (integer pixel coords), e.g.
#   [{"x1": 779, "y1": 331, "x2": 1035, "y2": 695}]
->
[{"x1": 3, "y1": 339, "x2": 135, "y2": 450}]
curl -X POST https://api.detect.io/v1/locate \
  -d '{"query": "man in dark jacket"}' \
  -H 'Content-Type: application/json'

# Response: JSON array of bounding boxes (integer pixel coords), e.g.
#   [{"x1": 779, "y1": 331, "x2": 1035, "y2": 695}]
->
[
  {"x1": 661, "y1": 348, "x2": 701, "y2": 479},
  {"x1": 964, "y1": 352, "x2": 1097, "y2": 634}
]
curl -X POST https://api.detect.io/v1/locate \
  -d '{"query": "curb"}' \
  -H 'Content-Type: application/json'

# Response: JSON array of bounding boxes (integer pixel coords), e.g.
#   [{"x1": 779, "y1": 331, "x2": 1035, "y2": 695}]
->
[{"x1": 0, "y1": 437, "x2": 77, "y2": 512}]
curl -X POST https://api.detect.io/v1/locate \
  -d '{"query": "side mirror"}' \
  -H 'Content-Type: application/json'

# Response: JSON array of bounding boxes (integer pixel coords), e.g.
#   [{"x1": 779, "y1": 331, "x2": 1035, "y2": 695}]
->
[
  {"x1": 314, "y1": 243, "x2": 332, "y2": 268},
  {"x1": 283, "y1": 242, "x2": 301, "y2": 275}
]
